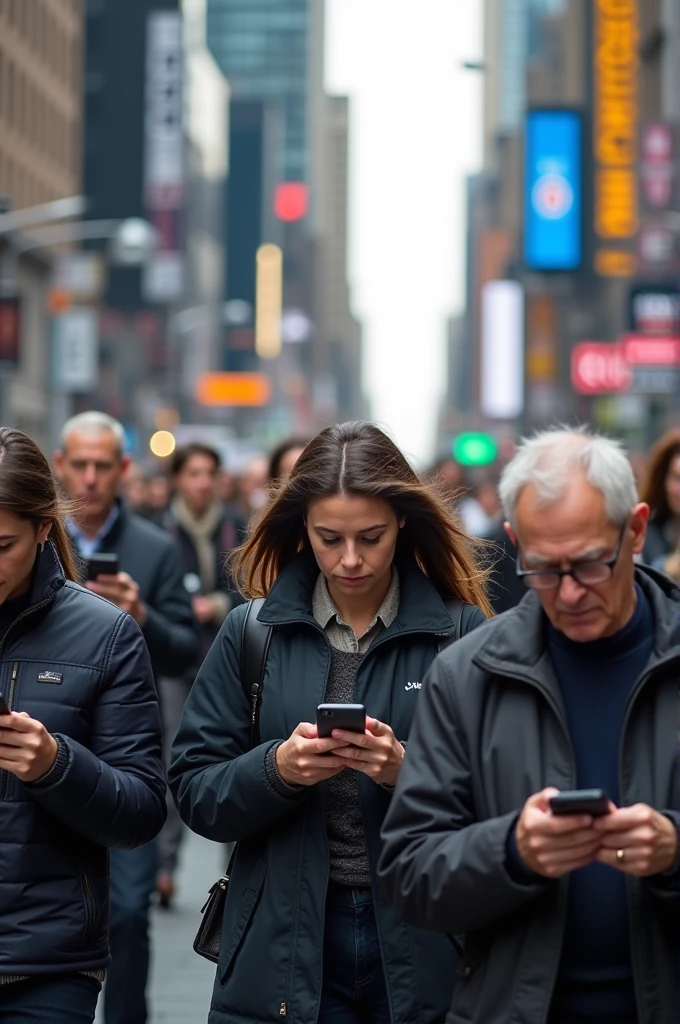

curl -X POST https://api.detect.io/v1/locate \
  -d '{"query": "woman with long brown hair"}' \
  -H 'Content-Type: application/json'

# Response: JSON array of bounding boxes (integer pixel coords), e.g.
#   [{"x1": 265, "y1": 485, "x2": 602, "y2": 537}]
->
[
  {"x1": 170, "y1": 421, "x2": 490, "y2": 1024},
  {"x1": 0, "y1": 428, "x2": 165, "y2": 1022},
  {"x1": 639, "y1": 429, "x2": 680, "y2": 565}
]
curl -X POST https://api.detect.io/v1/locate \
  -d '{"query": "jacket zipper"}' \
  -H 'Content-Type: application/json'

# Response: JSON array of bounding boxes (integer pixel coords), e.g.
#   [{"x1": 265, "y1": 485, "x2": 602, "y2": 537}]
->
[
  {"x1": 470, "y1": 663, "x2": 576, "y2": 1024},
  {"x1": 279, "y1": 1003, "x2": 287, "y2": 1016},
  {"x1": 0, "y1": 663, "x2": 19, "y2": 800},
  {"x1": 0, "y1": 596, "x2": 54, "y2": 802},
  {"x1": 80, "y1": 862, "x2": 97, "y2": 942}
]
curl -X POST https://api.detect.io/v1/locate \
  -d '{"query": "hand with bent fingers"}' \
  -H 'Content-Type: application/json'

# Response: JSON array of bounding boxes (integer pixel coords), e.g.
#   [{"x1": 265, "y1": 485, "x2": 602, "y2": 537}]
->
[
  {"x1": 275, "y1": 722, "x2": 346, "y2": 787},
  {"x1": 593, "y1": 802, "x2": 678, "y2": 876},
  {"x1": 87, "y1": 571, "x2": 147, "y2": 625},
  {"x1": 0, "y1": 712, "x2": 58, "y2": 782},
  {"x1": 331, "y1": 717, "x2": 405, "y2": 787},
  {"x1": 515, "y1": 787, "x2": 601, "y2": 878}
]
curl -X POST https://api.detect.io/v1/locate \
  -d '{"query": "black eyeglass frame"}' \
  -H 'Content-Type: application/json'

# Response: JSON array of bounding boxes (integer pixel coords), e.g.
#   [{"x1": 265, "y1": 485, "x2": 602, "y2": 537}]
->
[{"x1": 515, "y1": 523, "x2": 627, "y2": 591}]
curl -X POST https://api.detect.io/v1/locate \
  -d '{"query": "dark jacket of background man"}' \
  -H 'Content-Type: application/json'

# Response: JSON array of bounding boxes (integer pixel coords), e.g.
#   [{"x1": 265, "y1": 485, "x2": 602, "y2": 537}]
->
[{"x1": 81, "y1": 501, "x2": 198, "y2": 679}]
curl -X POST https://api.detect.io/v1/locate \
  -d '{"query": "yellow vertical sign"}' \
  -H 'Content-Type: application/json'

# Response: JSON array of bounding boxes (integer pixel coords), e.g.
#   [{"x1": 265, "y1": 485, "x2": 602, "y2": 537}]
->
[
  {"x1": 593, "y1": 0, "x2": 639, "y2": 274},
  {"x1": 255, "y1": 244, "x2": 283, "y2": 359}
]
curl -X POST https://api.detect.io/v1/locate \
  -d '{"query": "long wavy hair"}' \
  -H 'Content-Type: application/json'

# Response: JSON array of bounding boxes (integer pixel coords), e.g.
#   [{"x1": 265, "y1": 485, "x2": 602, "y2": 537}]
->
[
  {"x1": 0, "y1": 428, "x2": 79, "y2": 581},
  {"x1": 232, "y1": 422, "x2": 493, "y2": 615},
  {"x1": 640, "y1": 429, "x2": 680, "y2": 524}
]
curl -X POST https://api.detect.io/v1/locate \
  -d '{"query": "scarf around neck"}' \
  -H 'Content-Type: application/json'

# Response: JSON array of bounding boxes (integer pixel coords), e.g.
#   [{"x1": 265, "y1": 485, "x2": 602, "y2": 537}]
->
[{"x1": 171, "y1": 495, "x2": 223, "y2": 594}]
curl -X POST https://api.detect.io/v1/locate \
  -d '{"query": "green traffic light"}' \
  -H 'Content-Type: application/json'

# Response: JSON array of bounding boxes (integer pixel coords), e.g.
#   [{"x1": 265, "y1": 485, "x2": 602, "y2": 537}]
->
[{"x1": 453, "y1": 432, "x2": 498, "y2": 466}]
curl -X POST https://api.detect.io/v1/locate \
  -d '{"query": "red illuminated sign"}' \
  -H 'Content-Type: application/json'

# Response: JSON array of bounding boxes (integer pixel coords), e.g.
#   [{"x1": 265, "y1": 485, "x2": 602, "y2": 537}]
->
[
  {"x1": 274, "y1": 183, "x2": 308, "y2": 222},
  {"x1": 620, "y1": 335, "x2": 680, "y2": 366},
  {"x1": 571, "y1": 342, "x2": 632, "y2": 394}
]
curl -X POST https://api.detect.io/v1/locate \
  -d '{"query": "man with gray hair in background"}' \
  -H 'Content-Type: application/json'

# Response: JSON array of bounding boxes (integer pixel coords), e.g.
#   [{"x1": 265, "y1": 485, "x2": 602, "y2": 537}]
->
[
  {"x1": 54, "y1": 412, "x2": 197, "y2": 1024},
  {"x1": 379, "y1": 427, "x2": 680, "y2": 1024}
]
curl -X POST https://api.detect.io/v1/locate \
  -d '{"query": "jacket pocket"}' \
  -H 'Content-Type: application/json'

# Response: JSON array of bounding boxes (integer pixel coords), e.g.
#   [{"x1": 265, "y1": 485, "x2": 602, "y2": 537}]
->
[
  {"x1": 450, "y1": 942, "x2": 486, "y2": 1021},
  {"x1": 77, "y1": 860, "x2": 98, "y2": 945},
  {"x1": 218, "y1": 857, "x2": 267, "y2": 986}
]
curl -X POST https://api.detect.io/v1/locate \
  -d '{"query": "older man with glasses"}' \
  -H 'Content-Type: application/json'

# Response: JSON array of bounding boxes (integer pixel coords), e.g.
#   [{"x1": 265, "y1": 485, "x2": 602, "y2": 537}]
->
[{"x1": 379, "y1": 427, "x2": 680, "y2": 1024}]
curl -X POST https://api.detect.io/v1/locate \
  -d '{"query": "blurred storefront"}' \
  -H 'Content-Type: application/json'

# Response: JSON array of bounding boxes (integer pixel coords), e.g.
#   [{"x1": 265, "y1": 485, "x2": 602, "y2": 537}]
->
[{"x1": 443, "y1": 0, "x2": 680, "y2": 454}]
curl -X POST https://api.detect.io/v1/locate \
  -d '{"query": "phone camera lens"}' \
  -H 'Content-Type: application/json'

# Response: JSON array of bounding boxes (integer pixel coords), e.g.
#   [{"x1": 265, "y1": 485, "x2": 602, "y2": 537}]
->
[{"x1": 321, "y1": 710, "x2": 333, "y2": 717}]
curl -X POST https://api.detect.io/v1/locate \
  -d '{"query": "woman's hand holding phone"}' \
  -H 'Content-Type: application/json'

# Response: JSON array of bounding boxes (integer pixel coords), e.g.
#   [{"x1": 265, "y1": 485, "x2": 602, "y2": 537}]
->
[
  {"x1": 331, "y1": 717, "x2": 405, "y2": 787},
  {"x1": 275, "y1": 723, "x2": 347, "y2": 787}
]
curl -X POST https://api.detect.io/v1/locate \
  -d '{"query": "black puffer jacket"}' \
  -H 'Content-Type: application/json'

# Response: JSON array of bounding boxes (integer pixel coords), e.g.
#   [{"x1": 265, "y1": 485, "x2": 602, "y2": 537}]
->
[
  {"x1": 379, "y1": 566, "x2": 680, "y2": 1024},
  {"x1": 0, "y1": 542, "x2": 166, "y2": 975}
]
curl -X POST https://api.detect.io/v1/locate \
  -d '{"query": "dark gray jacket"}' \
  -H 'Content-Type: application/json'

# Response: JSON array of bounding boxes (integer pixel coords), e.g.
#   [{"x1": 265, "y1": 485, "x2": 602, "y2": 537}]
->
[
  {"x1": 72, "y1": 502, "x2": 198, "y2": 679},
  {"x1": 169, "y1": 550, "x2": 486, "y2": 1024},
  {"x1": 379, "y1": 566, "x2": 680, "y2": 1024}
]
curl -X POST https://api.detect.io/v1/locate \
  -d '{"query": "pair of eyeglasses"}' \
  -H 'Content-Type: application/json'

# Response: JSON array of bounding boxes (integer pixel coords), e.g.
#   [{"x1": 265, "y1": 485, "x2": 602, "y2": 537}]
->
[{"x1": 515, "y1": 524, "x2": 627, "y2": 591}]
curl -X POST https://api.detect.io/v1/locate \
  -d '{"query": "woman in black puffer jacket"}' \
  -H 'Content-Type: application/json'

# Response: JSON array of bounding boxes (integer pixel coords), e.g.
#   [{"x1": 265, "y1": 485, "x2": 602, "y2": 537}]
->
[{"x1": 0, "y1": 429, "x2": 166, "y2": 1023}]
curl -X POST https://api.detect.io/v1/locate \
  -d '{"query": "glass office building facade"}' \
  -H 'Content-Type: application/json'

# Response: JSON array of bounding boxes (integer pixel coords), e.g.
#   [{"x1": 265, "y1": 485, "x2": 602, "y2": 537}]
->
[{"x1": 207, "y1": 0, "x2": 310, "y2": 181}]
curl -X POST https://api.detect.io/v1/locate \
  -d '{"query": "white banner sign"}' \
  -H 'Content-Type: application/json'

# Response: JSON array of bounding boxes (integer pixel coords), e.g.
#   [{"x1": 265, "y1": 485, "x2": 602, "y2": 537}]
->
[{"x1": 54, "y1": 309, "x2": 99, "y2": 392}]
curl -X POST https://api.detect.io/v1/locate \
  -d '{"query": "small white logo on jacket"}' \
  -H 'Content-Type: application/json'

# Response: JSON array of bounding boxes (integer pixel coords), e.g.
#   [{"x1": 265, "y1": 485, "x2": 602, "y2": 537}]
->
[{"x1": 405, "y1": 681, "x2": 421, "y2": 691}]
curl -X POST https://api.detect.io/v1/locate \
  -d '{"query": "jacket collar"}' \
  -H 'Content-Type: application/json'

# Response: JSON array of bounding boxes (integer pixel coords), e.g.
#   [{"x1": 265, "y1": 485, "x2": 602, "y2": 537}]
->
[
  {"x1": 475, "y1": 563, "x2": 680, "y2": 681},
  {"x1": 257, "y1": 547, "x2": 460, "y2": 637}
]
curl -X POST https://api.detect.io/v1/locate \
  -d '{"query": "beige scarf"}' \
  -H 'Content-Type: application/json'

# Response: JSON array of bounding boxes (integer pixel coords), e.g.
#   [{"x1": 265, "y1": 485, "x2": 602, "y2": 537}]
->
[{"x1": 171, "y1": 495, "x2": 223, "y2": 594}]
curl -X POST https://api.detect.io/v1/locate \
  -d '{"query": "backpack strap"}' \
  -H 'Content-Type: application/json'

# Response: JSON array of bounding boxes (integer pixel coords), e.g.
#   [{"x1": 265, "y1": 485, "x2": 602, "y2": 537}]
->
[
  {"x1": 437, "y1": 598, "x2": 466, "y2": 654},
  {"x1": 240, "y1": 598, "x2": 272, "y2": 745}
]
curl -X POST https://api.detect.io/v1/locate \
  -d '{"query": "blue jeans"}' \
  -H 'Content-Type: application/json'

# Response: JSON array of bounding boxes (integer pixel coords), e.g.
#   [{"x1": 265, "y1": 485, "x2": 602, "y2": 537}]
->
[
  {"x1": 319, "y1": 885, "x2": 391, "y2": 1024},
  {"x1": 0, "y1": 973, "x2": 100, "y2": 1022},
  {"x1": 104, "y1": 843, "x2": 158, "y2": 1024}
]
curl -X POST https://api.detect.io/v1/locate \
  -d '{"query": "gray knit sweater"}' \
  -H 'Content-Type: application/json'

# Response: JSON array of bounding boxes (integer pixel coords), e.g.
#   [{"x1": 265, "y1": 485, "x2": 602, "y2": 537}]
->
[{"x1": 264, "y1": 572, "x2": 400, "y2": 886}]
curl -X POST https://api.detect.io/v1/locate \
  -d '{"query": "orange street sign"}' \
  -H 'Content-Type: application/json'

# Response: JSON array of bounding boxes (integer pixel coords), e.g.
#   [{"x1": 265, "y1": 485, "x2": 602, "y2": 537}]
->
[{"x1": 195, "y1": 372, "x2": 272, "y2": 407}]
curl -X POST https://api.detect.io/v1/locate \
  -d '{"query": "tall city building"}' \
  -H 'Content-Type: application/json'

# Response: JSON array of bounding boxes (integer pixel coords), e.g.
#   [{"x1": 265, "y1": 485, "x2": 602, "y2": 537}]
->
[
  {"x1": 0, "y1": 0, "x2": 83, "y2": 211},
  {"x1": 207, "y1": 0, "x2": 364, "y2": 431},
  {"x1": 0, "y1": 0, "x2": 84, "y2": 442},
  {"x1": 207, "y1": 0, "x2": 317, "y2": 183}
]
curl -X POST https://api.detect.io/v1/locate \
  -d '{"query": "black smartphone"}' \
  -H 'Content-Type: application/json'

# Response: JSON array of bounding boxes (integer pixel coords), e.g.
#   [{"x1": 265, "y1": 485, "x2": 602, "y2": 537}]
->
[
  {"x1": 550, "y1": 789, "x2": 610, "y2": 817},
  {"x1": 0, "y1": 692, "x2": 10, "y2": 716},
  {"x1": 85, "y1": 553, "x2": 120, "y2": 581},
  {"x1": 316, "y1": 703, "x2": 366, "y2": 739}
]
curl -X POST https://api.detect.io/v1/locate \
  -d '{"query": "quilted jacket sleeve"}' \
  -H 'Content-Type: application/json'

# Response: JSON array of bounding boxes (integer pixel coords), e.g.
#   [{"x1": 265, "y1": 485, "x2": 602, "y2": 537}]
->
[{"x1": 26, "y1": 613, "x2": 167, "y2": 849}]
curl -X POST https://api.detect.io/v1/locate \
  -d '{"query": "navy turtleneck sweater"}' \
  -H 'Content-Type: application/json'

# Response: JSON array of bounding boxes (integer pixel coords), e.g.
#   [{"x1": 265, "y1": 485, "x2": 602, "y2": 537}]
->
[{"x1": 547, "y1": 584, "x2": 654, "y2": 1024}]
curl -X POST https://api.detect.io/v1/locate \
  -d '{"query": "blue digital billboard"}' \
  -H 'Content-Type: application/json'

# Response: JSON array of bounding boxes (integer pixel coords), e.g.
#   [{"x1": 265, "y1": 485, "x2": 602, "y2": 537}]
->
[{"x1": 524, "y1": 109, "x2": 582, "y2": 271}]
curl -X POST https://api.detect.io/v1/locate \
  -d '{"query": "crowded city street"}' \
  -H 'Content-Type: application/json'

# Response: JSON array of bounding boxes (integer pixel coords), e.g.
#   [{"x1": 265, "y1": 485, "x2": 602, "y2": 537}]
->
[{"x1": 1, "y1": 1, "x2": 680, "y2": 1023}]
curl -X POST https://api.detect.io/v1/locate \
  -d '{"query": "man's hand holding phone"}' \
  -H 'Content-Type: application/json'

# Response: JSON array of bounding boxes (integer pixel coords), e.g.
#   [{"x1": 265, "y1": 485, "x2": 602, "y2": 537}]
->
[
  {"x1": 516, "y1": 787, "x2": 678, "y2": 878},
  {"x1": 515, "y1": 787, "x2": 603, "y2": 878},
  {"x1": 592, "y1": 803, "x2": 678, "y2": 876},
  {"x1": 86, "y1": 557, "x2": 147, "y2": 626}
]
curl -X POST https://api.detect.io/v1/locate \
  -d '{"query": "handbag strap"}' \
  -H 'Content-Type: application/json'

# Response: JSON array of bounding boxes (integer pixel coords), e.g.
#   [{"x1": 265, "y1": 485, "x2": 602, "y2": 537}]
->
[
  {"x1": 240, "y1": 598, "x2": 273, "y2": 745},
  {"x1": 437, "y1": 598, "x2": 466, "y2": 654}
]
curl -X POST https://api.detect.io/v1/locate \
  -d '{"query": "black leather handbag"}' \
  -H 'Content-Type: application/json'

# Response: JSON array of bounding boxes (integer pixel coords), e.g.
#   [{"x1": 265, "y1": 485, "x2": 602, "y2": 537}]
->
[{"x1": 193, "y1": 599, "x2": 271, "y2": 962}]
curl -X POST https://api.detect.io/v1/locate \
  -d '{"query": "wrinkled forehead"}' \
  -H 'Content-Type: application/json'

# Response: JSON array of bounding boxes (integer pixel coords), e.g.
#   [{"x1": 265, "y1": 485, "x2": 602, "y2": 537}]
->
[{"x1": 514, "y1": 480, "x2": 619, "y2": 563}]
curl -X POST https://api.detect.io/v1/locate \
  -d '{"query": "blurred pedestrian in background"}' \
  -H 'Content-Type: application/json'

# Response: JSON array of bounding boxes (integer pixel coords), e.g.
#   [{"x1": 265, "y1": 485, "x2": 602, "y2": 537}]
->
[
  {"x1": 639, "y1": 429, "x2": 680, "y2": 565},
  {"x1": 0, "y1": 429, "x2": 165, "y2": 1023},
  {"x1": 170, "y1": 421, "x2": 491, "y2": 1024},
  {"x1": 54, "y1": 412, "x2": 197, "y2": 1024},
  {"x1": 155, "y1": 442, "x2": 245, "y2": 908},
  {"x1": 122, "y1": 462, "x2": 152, "y2": 518},
  {"x1": 267, "y1": 436, "x2": 309, "y2": 486},
  {"x1": 238, "y1": 455, "x2": 269, "y2": 519}
]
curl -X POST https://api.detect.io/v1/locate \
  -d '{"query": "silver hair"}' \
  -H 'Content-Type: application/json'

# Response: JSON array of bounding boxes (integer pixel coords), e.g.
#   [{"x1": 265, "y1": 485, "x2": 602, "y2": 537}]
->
[
  {"x1": 60, "y1": 411, "x2": 126, "y2": 457},
  {"x1": 499, "y1": 426, "x2": 638, "y2": 529}
]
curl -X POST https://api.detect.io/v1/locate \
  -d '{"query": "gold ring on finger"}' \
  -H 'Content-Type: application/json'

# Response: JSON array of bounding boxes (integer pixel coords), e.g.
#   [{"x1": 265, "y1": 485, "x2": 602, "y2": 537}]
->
[{"x1": 616, "y1": 848, "x2": 625, "y2": 863}]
